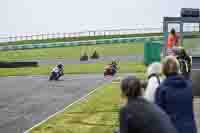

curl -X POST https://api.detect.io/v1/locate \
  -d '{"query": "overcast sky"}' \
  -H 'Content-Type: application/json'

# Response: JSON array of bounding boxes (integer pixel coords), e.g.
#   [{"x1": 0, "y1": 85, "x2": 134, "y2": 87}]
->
[{"x1": 0, "y1": 0, "x2": 200, "y2": 34}]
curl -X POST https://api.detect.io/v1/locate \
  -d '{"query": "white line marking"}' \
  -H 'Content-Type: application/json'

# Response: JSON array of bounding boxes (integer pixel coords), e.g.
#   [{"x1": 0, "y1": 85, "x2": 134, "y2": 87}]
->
[
  {"x1": 0, "y1": 75, "x2": 103, "y2": 81},
  {"x1": 24, "y1": 81, "x2": 109, "y2": 133}
]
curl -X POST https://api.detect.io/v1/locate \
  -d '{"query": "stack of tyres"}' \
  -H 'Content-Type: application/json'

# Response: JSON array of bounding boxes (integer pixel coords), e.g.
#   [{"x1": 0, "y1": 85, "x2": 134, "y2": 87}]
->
[
  {"x1": 90, "y1": 51, "x2": 99, "y2": 59},
  {"x1": 80, "y1": 52, "x2": 89, "y2": 61}
]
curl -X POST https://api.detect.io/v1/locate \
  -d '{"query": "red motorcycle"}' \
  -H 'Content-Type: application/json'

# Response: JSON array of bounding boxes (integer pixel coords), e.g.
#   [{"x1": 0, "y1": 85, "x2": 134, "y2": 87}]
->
[{"x1": 104, "y1": 63, "x2": 118, "y2": 76}]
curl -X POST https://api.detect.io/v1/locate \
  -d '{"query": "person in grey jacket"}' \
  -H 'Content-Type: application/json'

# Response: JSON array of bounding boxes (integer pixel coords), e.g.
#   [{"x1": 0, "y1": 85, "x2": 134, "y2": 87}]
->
[{"x1": 116, "y1": 75, "x2": 177, "y2": 133}]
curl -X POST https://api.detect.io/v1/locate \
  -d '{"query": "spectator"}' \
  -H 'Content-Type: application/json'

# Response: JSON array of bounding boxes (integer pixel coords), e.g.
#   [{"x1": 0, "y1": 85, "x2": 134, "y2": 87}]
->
[
  {"x1": 176, "y1": 47, "x2": 192, "y2": 80},
  {"x1": 117, "y1": 76, "x2": 177, "y2": 133},
  {"x1": 171, "y1": 47, "x2": 191, "y2": 74},
  {"x1": 167, "y1": 28, "x2": 179, "y2": 55},
  {"x1": 155, "y1": 56, "x2": 197, "y2": 133},
  {"x1": 144, "y1": 62, "x2": 163, "y2": 102}
]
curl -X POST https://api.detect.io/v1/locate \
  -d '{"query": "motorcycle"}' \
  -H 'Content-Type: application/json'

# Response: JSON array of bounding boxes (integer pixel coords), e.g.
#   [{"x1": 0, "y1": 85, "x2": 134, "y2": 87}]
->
[
  {"x1": 104, "y1": 64, "x2": 118, "y2": 76},
  {"x1": 49, "y1": 71, "x2": 64, "y2": 81}
]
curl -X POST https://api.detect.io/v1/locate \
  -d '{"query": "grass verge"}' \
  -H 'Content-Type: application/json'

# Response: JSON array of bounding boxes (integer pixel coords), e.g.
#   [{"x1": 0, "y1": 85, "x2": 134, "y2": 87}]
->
[
  {"x1": 0, "y1": 62, "x2": 146, "y2": 76},
  {"x1": 0, "y1": 43, "x2": 144, "y2": 61},
  {"x1": 29, "y1": 82, "x2": 123, "y2": 133},
  {"x1": 30, "y1": 71, "x2": 145, "y2": 133}
]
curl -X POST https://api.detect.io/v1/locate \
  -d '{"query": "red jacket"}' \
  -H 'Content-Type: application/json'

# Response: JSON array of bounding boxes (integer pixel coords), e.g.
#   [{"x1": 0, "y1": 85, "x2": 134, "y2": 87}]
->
[{"x1": 167, "y1": 34, "x2": 179, "y2": 48}]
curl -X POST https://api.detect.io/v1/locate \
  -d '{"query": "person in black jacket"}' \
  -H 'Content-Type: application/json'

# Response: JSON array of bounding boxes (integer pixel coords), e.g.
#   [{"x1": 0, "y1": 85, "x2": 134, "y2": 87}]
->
[
  {"x1": 155, "y1": 56, "x2": 197, "y2": 133},
  {"x1": 172, "y1": 47, "x2": 192, "y2": 80},
  {"x1": 178, "y1": 48, "x2": 192, "y2": 79},
  {"x1": 116, "y1": 76, "x2": 177, "y2": 133}
]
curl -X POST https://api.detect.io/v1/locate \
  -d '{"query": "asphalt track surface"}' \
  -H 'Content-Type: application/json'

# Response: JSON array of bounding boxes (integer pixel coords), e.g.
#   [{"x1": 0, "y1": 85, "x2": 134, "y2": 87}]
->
[
  {"x1": 192, "y1": 57, "x2": 200, "y2": 70},
  {"x1": 194, "y1": 98, "x2": 200, "y2": 133},
  {"x1": 192, "y1": 57, "x2": 200, "y2": 133},
  {"x1": 34, "y1": 55, "x2": 144, "y2": 65},
  {"x1": 0, "y1": 74, "x2": 108, "y2": 133}
]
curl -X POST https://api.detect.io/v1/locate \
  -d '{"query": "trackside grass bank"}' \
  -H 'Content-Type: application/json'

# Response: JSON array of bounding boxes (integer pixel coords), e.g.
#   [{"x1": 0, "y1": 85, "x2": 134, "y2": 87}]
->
[
  {"x1": 0, "y1": 43, "x2": 144, "y2": 61},
  {"x1": 0, "y1": 62, "x2": 146, "y2": 76},
  {"x1": 29, "y1": 80, "x2": 143, "y2": 133},
  {"x1": 29, "y1": 70, "x2": 146, "y2": 133}
]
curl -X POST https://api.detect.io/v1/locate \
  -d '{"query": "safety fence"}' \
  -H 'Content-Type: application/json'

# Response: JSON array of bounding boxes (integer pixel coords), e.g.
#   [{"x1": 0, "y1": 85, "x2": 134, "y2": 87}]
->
[
  {"x1": 1, "y1": 24, "x2": 199, "y2": 43},
  {"x1": 0, "y1": 36, "x2": 163, "y2": 51},
  {"x1": 0, "y1": 28, "x2": 163, "y2": 43}
]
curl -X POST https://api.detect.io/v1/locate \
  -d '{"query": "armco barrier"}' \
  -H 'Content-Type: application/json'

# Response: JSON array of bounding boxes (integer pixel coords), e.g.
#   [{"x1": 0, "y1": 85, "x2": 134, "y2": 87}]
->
[
  {"x1": 0, "y1": 61, "x2": 38, "y2": 68},
  {"x1": 0, "y1": 36, "x2": 163, "y2": 51}
]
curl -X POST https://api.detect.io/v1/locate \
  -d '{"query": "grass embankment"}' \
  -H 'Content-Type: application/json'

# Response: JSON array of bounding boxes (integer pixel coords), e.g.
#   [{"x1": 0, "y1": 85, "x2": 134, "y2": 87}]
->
[
  {"x1": 30, "y1": 83, "x2": 121, "y2": 133},
  {"x1": 1, "y1": 32, "x2": 162, "y2": 46},
  {"x1": 0, "y1": 62, "x2": 146, "y2": 77},
  {"x1": 30, "y1": 77, "x2": 145, "y2": 133},
  {"x1": 183, "y1": 38, "x2": 200, "y2": 49},
  {"x1": 0, "y1": 43, "x2": 144, "y2": 61}
]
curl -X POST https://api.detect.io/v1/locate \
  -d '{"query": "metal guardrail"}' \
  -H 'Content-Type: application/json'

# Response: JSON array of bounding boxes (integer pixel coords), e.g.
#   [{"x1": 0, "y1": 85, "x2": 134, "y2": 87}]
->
[
  {"x1": 1, "y1": 24, "x2": 199, "y2": 43},
  {"x1": 0, "y1": 36, "x2": 163, "y2": 51},
  {"x1": 0, "y1": 28, "x2": 163, "y2": 43}
]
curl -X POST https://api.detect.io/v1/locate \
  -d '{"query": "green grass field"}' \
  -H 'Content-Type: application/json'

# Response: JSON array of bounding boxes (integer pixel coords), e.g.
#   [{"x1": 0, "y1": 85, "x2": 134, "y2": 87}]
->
[
  {"x1": 0, "y1": 62, "x2": 146, "y2": 76},
  {"x1": 30, "y1": 83, "x2": 121, "y2": 133},
  {"x1": 183, "y1": 38, "x2": 200, "y2": 49},
  {"x1": 0, "y1": 43, "x2": 144, "y2": 61},
  {"x1": 183, "y1": 38, "x2": 200, "y2": 56},
  {"x1": 0, "y1": 37, "x2": 198, "y2": 62}
]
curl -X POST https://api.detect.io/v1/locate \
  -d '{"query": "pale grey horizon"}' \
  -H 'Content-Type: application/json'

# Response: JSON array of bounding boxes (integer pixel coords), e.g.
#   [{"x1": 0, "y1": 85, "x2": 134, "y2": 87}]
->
[{"x1": 0, "y1": 0, "x2": 199, "y2": 35}]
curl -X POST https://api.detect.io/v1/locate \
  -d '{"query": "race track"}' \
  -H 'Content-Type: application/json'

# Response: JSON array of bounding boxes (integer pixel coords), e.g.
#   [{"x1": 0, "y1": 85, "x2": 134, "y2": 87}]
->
[
  {"x1": 0, "y1": 55, "x2": 199, "y2": 133},
  {"x1": 0, "y1": 74, "x2": 107, "y2": 133},
  {"x1": 29, "y1": 55, "x2": 144, "y2": 65}
]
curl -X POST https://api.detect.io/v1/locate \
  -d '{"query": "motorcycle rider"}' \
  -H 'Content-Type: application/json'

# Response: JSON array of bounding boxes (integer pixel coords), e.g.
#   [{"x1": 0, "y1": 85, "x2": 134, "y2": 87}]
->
[
  {"x1": 111, "y1": 60, "x2": 118, "y2": 74},
  {"x1": 51, "y1": 63, "x2": 64, "y2": 80},
  {"x1": 104, "y1": 60, "x2": 118, "y2": 76}
]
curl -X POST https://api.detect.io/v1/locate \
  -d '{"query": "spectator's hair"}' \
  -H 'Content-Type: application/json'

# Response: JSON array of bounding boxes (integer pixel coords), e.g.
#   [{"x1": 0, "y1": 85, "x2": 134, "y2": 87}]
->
[
  {"x1": 171, "y1": 28, "x2": 176, "y2": 35},
  {"x1": 147, "y1": 62, "x2": 162, "y2": 77},
  {"x1": 120, "y1": 76, "x2": 142, "y2": 98},
  {"x1": 162, "y1": 56, "x2": 180, "y2": 76}
]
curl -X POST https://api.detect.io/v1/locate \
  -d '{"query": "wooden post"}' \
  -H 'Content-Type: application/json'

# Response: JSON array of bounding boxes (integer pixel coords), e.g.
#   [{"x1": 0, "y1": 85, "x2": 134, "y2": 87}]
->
[
  {"x1": 180, "y1": 22, "x2": 184, "y2": 46},
  {"x1": 199, "y1": 23, "x2": 200, "y2": 32},
  {"x1": 163, "y1": 20, "x2": 168, "y2": 56}
]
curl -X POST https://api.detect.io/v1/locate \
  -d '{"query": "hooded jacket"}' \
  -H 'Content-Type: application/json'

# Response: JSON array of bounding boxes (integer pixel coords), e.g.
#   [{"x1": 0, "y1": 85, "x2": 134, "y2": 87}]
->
[{"x1": 155, "y1": 74, "x2": 197, "y2": 133}]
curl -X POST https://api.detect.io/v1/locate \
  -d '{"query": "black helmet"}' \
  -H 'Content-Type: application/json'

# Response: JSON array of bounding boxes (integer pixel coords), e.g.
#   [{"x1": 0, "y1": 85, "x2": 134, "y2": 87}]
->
[
  {"x1": 57, "y1": 64, "x2": 63, "y2": 68},
  {"x1": 112, "y1": 59, "x2": 117, "y2": 64}
]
